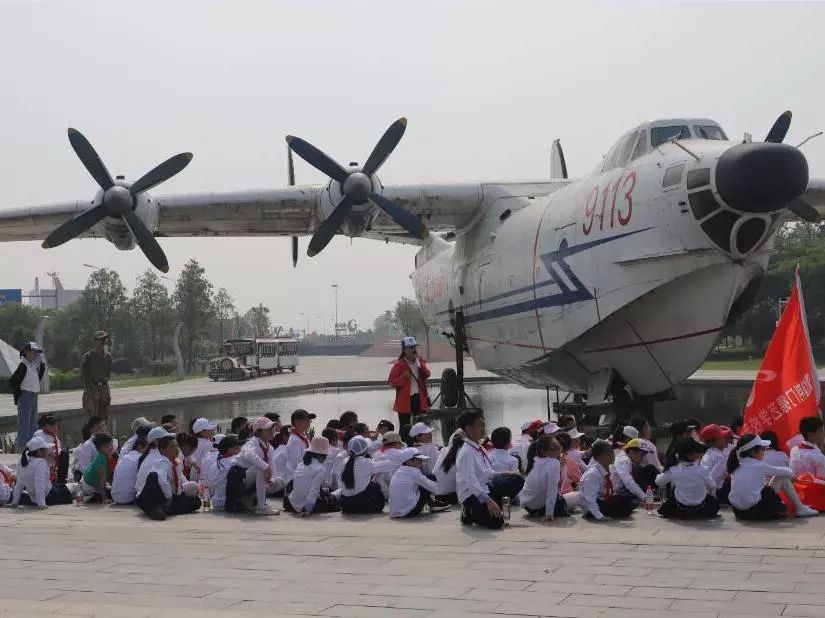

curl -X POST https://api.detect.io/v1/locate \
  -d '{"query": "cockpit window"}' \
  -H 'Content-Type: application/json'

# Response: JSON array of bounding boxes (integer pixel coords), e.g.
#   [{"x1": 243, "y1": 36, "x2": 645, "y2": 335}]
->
[
  {"x1": 631, "y1": 130, "x2": 649, "y2": 161},
  {"x1": 694, "y1": 125, "x2": 727, "y2": 140},
  {"x1": 651, "y1": 125, "x2": 691, "y2": 147},
  {"x1": 615, "y1": 131, "x2": 641, "y2": 168}
]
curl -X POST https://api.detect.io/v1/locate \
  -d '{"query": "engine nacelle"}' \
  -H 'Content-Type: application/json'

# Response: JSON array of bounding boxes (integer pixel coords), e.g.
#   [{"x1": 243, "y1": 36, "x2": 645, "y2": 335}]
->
[
  {"x1": 93, "y1": 180, "x2": 160, "y2": 251},
  {"x1": 318, "y1": 170, "x2": 384, "y2": 236}
]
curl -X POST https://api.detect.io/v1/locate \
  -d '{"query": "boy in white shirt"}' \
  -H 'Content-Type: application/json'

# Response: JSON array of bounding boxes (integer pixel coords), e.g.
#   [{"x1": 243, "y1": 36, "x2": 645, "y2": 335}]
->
[
  {"x1": 206, "y1": 435, "x2": 242, "y2": 511},
  {"x1": 135, "y1": 430, "x2": 201, "y2": 520},
  {"x1": 489, "y1": 427, "x2": 520, "y2": 474},
  {"x1": 409, "y1": 422, "x2": 440, "y2": 476},
  {"x1": 71, "y1": 416, "x2": 107, "y2": 482},
  {"x1": 188, "y1": 417, "x2": 217, "y2": 482},
  {"x1": 389, "y1": 448, "x2": 449, "y2": 517},
  {"x1": 579, "y1": 440, "x2": 638, "y2": 521},
  {"x1": 112, "y1": 437, "x2": 146, "y2": 504},
  {"x1": 510, "y1": 419, "x2": 544, "y2": 464},
  {"x1": 235, "y1": 417, "x2": 284, "y2": 515},
  {"x1": 790, "y1": 416, "x2": 825, "y2": 478},
  {"x1": 286, "y1": 409, "x2": 316, "y2": 475},
  {"x1": 700, "y1": 424, "x2": 733, "y2": 503}
]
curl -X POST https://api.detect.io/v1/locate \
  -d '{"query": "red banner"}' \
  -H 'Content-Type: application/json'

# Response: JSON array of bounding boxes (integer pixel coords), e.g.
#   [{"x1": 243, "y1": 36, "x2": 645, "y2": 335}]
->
[{"x1": 742, "y1": 269, "x2": 821, "y2": 450}]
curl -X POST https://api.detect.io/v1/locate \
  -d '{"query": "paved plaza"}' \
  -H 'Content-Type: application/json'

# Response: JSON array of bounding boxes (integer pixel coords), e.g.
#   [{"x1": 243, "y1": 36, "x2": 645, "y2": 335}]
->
[{"x1": 2, "y1": 503, "x2": 825, "y2": 617}]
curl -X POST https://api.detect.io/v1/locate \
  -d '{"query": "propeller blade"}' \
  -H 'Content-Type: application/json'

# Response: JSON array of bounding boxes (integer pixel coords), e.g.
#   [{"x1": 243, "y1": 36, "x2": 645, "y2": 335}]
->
[
  {"x1": 42, "y1": 205, "x2": 107, "y2": 248},
  {"x1": 291, "y1": 236, "x2": 299, "y2": 268},
  {"x1": 287, "y1": 144, "x2": 296, "y2": 186},
  {"x1": 123, "y1": 210, "x2": 169, "y2": 272},
  {"x1": 362, "y1": 118, "x2": 407, "y2": 177},
  {"x1": 285, "y1": 136, "x2": 349, "y2": 183},
  {"x1": 130, "y1": 152, "x2": 193, "y2": 196},
  {"x1": 786, "y1": 198, "x2": 821, "y2": 223},
  {"x1": 307, "y1": 196, "x2": 353, "y2": 257},
  {"x1": 67, "y1": 128, "x2": 115, "y2": 190},
  {"x1": 368, "y1": 192, "x2": 427, "y2": 239},
  {"x1": 765, "y1": 111, "x2": 792, "y2": 144}
]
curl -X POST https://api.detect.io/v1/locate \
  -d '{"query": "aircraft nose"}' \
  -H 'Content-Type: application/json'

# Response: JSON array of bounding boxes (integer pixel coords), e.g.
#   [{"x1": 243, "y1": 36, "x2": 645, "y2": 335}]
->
[{"x1": 715, "y1": 142, "x2": 808, "y2": 213}]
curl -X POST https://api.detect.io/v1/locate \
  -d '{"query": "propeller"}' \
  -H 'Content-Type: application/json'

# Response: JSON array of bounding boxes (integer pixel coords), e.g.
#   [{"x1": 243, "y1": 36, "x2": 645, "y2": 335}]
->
[
  {"x1": 42, "y1": 128, "x2": 193, "y2": 272},
  {"x1": 765, "y1": 110, "x2": 792, "y2": 144},
  {"x1": 285, "y1": 118, "x2": 427, "y2": 257},
  {"x1": 287, "y1": 143, "x2": 299, "y2": 268}
]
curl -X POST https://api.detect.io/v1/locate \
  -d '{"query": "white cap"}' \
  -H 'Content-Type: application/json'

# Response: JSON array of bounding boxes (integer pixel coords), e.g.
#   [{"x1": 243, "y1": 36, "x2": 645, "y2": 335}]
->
[
  {"x1": 213, "y1": 434, "x2": 226, "y2": 446},
  {"x1": 737, "y1": 436, "x2": 772, "y2": 455},
  {"x1": 408, "y1": 422, "x2": 433, "y2": 438},
  {"x1": 26, "y1": 436, "x2": 52, "y2": 452},
  {"x1": 192, "y1": 418, "x2": 216, "y2": 434},
  {"x1": 401, "y1": 336, "x2": 418, "y2": 349},
  {"x1": 400, "y1": 447, "x2": 429, "y2": 462},
  {"x1": 622, "y1": 426, "x2": 640, "y2": 440},
  {"x1": 147, "y1": 427, "x2": 175, "y2": 444},
  {"x1": 130, "y1": 416, "x2": 152, "y2": 433},
  {"x1": 520, "y1": 419, "x2": 545, "y2": 432},
  {"x1": 542, "y1": 422, "x2": 561, "y2": 435},
  {"x1": 347, "y1": 436, "x2": 370, "y2": 456},
  {"x1": 567, "y1": 429, "x2": 586, "y2": 439}
]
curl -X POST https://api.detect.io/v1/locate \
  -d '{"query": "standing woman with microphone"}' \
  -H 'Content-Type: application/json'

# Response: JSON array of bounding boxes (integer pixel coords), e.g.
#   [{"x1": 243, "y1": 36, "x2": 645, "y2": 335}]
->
[
  {"x1": 8, "y1": 342, "x2": 46, "y2": 450},
  {"x1": 388, "y1": 337, "x2": 431, "y2": 431}
]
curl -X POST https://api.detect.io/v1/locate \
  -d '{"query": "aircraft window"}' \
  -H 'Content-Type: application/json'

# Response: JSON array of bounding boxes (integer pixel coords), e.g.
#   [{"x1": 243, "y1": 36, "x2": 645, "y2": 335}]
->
[
  {"x1": 651, "y1": 125, "x2": 691, "y2": 147},
  {"x1": 616, "y1": 132, "x2": 641, "y2": 168},
  {"x1": 701, "y1": 210, "x2": 738, "y2": 253},
  {"x1": 736, "y1": 218, "x2": 767, "y2": 254},
  {"x1": 631, "y1": 131, "x2": 649, "y2": 160},
  {"x1": 687, "y1": 168, "x2": 711, "y2": 189},
  {"x1": 689, "y1": 189, "x2": 719, "y2": 220},
  {"x1": 694, "y1": 125, "x2": 727, "y2": 141},
  {"x1": 601, "y1": 143, "x2": 621, "y2": 172},
  {"x1": 663, "y1": 164, "x2": 684, "y2": 187}
]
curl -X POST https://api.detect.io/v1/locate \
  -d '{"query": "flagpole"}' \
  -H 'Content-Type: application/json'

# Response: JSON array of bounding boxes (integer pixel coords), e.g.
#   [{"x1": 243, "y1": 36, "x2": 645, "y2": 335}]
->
[{"x1": 795, "y1": 265, "x2": 821, "y2": 406}]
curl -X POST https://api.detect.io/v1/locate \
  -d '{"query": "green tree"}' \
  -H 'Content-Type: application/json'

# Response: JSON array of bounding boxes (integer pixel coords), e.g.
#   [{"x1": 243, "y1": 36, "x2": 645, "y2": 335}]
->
[
  {"x1": 76, "y1": 268, "x2": 129, "y2": 358},
  {"x1": 394, "y1": 297, "x2": 427, "y2": 338},
  {"x1": 173, "y1": 259, "x2": 214, "y2": 372},
  {"x1": 0, "y1": 302, "x2": 41, "y2": 350},
  {"x1": 372, "y1": 310, "x2": 399, "y2": 340},
  {"x1": 245, "y1": 303, "x2": 271, "y2": 337},
  {"x1": 212, "y1": 288, "x2": 235, "y2": 344},
  {"x1": 132, "y1": 270, "x2": 174, "y2": 363}
]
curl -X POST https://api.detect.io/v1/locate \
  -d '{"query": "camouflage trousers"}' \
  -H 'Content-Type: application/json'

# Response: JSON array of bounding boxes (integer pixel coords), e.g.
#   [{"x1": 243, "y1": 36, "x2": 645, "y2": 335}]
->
[{"x1": 82, "y1": 384, "x2": 111, "y2": 418}]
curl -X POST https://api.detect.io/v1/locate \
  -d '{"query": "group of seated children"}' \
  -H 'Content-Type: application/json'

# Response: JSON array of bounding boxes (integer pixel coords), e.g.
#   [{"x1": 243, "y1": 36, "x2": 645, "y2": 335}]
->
[{"x1": 5, "y1": 408, "x2": 825, "y2": 526}]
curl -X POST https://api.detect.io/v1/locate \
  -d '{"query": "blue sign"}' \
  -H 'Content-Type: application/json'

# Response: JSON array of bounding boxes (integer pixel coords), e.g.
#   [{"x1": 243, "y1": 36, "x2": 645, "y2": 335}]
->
[{"x1": 0, "y1": 289, "x2": 22, "y2": 305}]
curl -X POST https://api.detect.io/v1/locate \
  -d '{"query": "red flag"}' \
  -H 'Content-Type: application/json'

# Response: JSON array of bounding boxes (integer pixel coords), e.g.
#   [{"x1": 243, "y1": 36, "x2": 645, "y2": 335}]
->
[{"x1": 742, "y1": 268, "x2": 821, "y2": 451}]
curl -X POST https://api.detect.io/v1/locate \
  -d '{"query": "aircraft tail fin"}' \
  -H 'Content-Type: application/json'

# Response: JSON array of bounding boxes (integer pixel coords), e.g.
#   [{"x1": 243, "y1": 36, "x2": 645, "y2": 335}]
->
[{"x1": 550, "y1": 139, "x2": 568, "y2": 180}]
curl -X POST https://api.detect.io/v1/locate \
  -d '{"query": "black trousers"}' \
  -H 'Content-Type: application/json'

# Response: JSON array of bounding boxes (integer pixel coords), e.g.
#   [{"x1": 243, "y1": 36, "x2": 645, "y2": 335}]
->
[
  {"x1": 401, "y1": 487, "x2": 432, "y2": 518},
  {"x1": 589, "y1": 493, "x2": 638, "y2": 519},
  {"x1": 462, "y1": 474, "x2": 525, "y2": 529},
  {"x1": 524, "y1": 495, "x2": 569, "y2": 518},
  {"x1": 631, "y1": 464, "x2": 658, "y2": 492},
  {"x1": 56, "y1": 451, "x2": 70, "y2": 485},
  {"x1": 717, "y1": 477, "x2": 732, "y2": 505},
  {"x1": 436, "y1": 491, "x2": 458, "y2": 505},
  {"x1": 732, "y1": 486, "x2": 787, "y2": 521},
  {"x1": 341, "y1": 482, "x2": 386, "y2": 514},
  {"x1": 658, "y1": 494, "x2": 720, "y2": 519},
  {"x1": 137, "y1": 472, "x2": 201, "y2": 517},
  {"x1": 17, "y1": 484, "x2": 73, "y2": 507}
]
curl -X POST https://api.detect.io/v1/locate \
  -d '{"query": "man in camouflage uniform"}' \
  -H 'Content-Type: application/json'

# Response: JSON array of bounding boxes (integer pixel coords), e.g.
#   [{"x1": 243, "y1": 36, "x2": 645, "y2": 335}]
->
[{"x1": 81, "y1": 331, "x2": 112, "y2": 417}]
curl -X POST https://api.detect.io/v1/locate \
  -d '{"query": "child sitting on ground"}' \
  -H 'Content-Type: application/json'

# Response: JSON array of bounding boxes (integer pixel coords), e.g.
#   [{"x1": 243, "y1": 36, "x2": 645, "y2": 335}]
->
[
  {"x1": 135, "y1": 430, "x2": 201, "y2": 520},
  {"x1": 271, "y1": 425, "x2": 292, "y2": 487},
  {"x1": 71, "y1": 416, "x2": 107, "y2": 482},
  {"x1": 339, "y1": 436, "x2": 391, "y2": 514},
  {"x1": 161, "y1": 414, "x2": 181, "y2": 433},
  {"x1": 389, "y1": 448, "x2": 449, "y2": 517},
  {"x1": 176, "y1": 433, "x2": 198, "y2": 480},
  {"x1": 287, "y1": 409, "x2": 316, "y2": 475},
  {"x1": 519, "y1": 435, "x2": 569, "y2": 521},
  {"x1": 409, "y1": 422, "x2": 440, "y2": 476},
  {"x1": 235, "y1": 417, "x2": 284, "y2": 516},
  {"x1": 32, "y1": 413, "x2": 70, "y2": 486},
  {"x1": 81, "y1": 433, "x2": 115, "y2": 503},
  {"x1": 489, "y1": 427, "x2": 520, "y2": 474},
  {"x1": 612, "y1": 433, "x2": 655, "y2": 504},
  {"x1": 580, "y1": 439, "x2": 638, "y2": 521},
  {"x1": 112, "y1": 436, "x2": 146, "y2": 505},
  {"x1": 761, "y1": 431, "x2": 790, "y2": 468},
  {"x1": 121, "y1": 417, "x2": 153, "y2": 456},
  {"x1": 729, "y1": 433, "x2": 817, "y2": 520},
  {"x1": 207, "y1": 435, "x2": 242, "y2": 511},
  {"x1": 790, "y1": 416, "x2": 825, "y2": 478},
  {"x1": 373, "y1": 431, "x2": 408, "y2": 497},
  {"x1": 655, "y1": 438, "x2": 719, "y2": 519},
  {"x1": 285, "y1": 437, "x2": 340, "y2": 515},
  {"x1": 700, "y1": 424, "x2": 732, "y2": 503},
  {"x1": 322, "y1": 427, "x2": 343, "y2": 491},
  {"x1": 556, "y1": 432, "x2": 582, "y2": 504},
  {"x1": 188, "y1": 418, "x2": 217, "y2": 482},
  {"x1": 11, "y1": 436, "x2": 69, "y2": 509}
]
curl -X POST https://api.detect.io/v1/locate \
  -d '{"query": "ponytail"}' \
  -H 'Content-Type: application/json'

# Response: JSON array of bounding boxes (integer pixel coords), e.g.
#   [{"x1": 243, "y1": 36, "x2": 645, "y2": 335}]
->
[
  {"x1": 137, "y1": 444, "x2": 156, "y2": 470},
  {"x1": 302, "y1": 451, "x2": 313, "y2": 467},
  {"x1": 525, "y1": 440, "x2": 539, "y2": 476},
  {"x1": 726, "y1": 447, "x2": 740, "y2": 475},
  {"x1": 342, "y1": 454, "x2": 359, "y2": 490},
  {"x1": 440, "y1": 433, "x2": 465, "y2": 473},
  {"x1": 20, "y1": 447, "x2": 30, "y2": 468}
]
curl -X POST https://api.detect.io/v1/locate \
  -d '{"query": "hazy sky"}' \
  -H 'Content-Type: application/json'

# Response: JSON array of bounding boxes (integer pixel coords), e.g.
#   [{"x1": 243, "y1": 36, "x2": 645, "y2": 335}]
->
[{"x1": 2, "y1": 0, "x2": 825, "y2": 333}]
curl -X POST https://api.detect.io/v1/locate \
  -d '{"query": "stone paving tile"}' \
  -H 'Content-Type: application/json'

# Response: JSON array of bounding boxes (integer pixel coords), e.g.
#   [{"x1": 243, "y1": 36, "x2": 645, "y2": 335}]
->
[
  {"x1": 783, "y1": 605, "x2": 825, "y2": 618},
  {"x1": 670, "y1": 598, "x2": 785, "y2": 615},
  {"x1": 629, "y1": 585, "x2": 736, "y2": 600},
  {"x1": 561, "y1": 594, "x2": 672, "y2": 610}
]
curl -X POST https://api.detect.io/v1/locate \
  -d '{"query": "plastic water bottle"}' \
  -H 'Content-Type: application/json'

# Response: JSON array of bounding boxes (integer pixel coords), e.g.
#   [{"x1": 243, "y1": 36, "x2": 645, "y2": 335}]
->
[
  {"x1": 645, "y1": 486, "x2": 655, "y2": 515},
  {"x1": 73, "y1": 483, "x2": 84, "y2": 506},
  {"x1": 501, "y1": 496, "x2": 511, "y2": 526},
  {"x1": 202, "y1": 487, "x2": 212, "y2": 512}
]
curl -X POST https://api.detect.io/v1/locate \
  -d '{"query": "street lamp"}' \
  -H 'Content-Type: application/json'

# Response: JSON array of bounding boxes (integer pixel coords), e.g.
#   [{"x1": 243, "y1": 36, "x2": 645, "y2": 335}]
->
[{"x1": 331, "y1": 284, "x2": 339, "y2": 338}]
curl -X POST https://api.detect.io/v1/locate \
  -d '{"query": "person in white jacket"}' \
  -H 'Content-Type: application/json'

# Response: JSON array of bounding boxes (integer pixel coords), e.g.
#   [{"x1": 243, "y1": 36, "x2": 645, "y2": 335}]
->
[
  {"x1": 339, "y1": 436, "x2": 391, "y2": 514},
  {"x1": 10, "y1": 436, "x2": 54, "y2": 509},
  {"x1": 518, "y1": 435, "x2": 569, "y2": 521},
  {"x1": 700, "y1": 424, "x2": 733, "y2": 503},
  {"x1": 389, "y1": 448, "x2": 449, "y2": 517},
  {"x1": 135, "y1": 429, "x2": 201, "y2": 521},
  {"x1": 408, "y1": 422, "x2": 440, "y2": 477},
  {"x1": 285, "y1": 437, "x2": 340, "y2": 515},
  {"x1": 656, "y1": 438, "x2": 720, "y2": 519},
  {"x1": 235, "y1": 417, "x2": 284, "y2": 516},
  {"x1": 187, "y1": 417, "x2": 217, "y2": 482},
  {"x1": 729, "y1": 434, "x2": 817, "y2": 520}
]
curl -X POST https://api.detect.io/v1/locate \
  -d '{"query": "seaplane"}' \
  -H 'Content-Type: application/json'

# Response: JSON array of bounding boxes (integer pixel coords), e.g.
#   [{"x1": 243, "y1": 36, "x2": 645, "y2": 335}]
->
[{"x1": 1, "y1": 113, "x2": 824, "y2": 413}]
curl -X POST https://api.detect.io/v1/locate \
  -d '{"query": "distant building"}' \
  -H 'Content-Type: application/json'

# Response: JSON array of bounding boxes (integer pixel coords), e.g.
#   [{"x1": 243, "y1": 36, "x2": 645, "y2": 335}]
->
[{"x1": 27, "y1": 275, "x2": 82, "y2": 310}]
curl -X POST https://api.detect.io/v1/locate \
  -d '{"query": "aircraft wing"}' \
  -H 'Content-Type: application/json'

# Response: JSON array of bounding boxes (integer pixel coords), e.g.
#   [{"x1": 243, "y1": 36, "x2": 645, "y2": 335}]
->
[{"x1": 0, "y1": 182, "x2": 483, "y2": 243}]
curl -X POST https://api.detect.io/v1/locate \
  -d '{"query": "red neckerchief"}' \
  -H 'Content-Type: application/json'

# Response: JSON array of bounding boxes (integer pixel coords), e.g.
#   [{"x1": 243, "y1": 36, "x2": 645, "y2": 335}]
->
[
  {"x1": 603, "y1": 467, "x2": 614, "y2": 500},
  {"x1": 291, "y1": 429, "x2": 309, "y2": 448},
  {"x1": 259, "y1": 439, "x2": 271, "y2": 463},
  {"x1": 0, "y1": 468, "x2": 12, "y2": 485},
  {"x1": 44, "y1": 428, "x2": 60, "y2": 481},
  {"x1": 169, "y1": 457, "x2": 180, "y2": 494},
  {"x1": 798, "y1": 443, "x2": 818, "y2": 450}
]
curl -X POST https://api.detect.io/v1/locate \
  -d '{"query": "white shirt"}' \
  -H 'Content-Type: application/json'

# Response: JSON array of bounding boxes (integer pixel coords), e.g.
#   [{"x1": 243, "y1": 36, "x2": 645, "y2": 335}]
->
[
  {"x1": 700, "y1": 447, "x2": 729, "y2": 489},
  {"x1": 288, "y1": 460, "x2": 326, "y2": 513},
  {"x1": 510, "y1": 434, "x2": 533, "y2": 465},
  {"x1": 389, "y1": 465, "x2": 438, "y2": 517},
  {"x1": 579, "y1": 460, "x2": 615, "y2": 520},
  {"x1": 639, "y1": 438, "x2": 662, "y2": 471},
  {"x1": 456, "y1": 439, "x2": 494, "y2": 503},
  {"x1": 201, "y1": 451, "x2": 219, "y2": 485},
  {"x1": 434, "y1": 446, "x2": 457, "y2": 496},
  {"x1": 490, "y1": 449, "x2": 519, "y2": 474},
  {"x1": 12, "y1": 456, "x2": 50, "y2": 506},
  {"x1": 72, "y1": 438, "x2": 95, "y2": 474},
  {"x1": 121, "y1": 434, "x2": 138, "y2": 456},
  {"x1": 340, "y1": 455, "x2": 397, "y2": 496},
  {"x1": 135, "y1": 450, "x2": 175, "y2": 500},
  {"x1": 655, "y1": 462, "x2": 715, "y2": 506},
  {"x1": 373, "y1": 447, "x2": 410, "y2": 498},
  {"x1": 188, "y1": 438, "x2": 214, "y2": 481},
  {"x1": 32, "y1": 429, "x2": 60, "y2": 473},
  {"x1": 790, "y1": 442, "x2": 825, "y2": 478},
  {"x1": 764, "y1": 449, "x2": 790, "y2": 469},
  {"x1": 111, "y1": 450, "x2": 141, "y2": 504},
  {"x1": 206, "y1": 454, "x2": 238, "y2": 510},
  {"x1": 237, "y1": 437, "x2": 278, "y2": 479},
  {"x1": 324, "y1": 446, "x2": 343, "y2": 490},
  {"x1": 519, "y1": 457, "x2": 560, "y2": 516},
  {"x1": 20, "y1": 357, "x2": 43, "y2": 393},
  {"x1": 613, "y1": 450, "x2": 647, "y2": 500},
  {"x1": 406, "y1": 359, "x2": 420, "y2": 396},
  {"x1": 567, "y1": 448, "x2": 588, "y2": 473},
  {"x1": 286, "y1": 432, "x2": 310, "y2": 475},
  {"x1": 413, "y1": 442, "x2": 440, "y2": 476},
  {"x1": 729, "y1": 458, "x2": 793, "y2": 511},
  {"x1": 0, "y1": 463, "x2": 12, "y2": 503}
]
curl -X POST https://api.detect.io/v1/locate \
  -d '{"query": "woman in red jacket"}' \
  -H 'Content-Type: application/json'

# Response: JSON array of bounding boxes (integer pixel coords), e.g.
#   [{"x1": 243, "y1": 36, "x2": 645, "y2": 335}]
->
[{"x1": 388, "y1": 337, "x2": 431, "y2": 430}]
